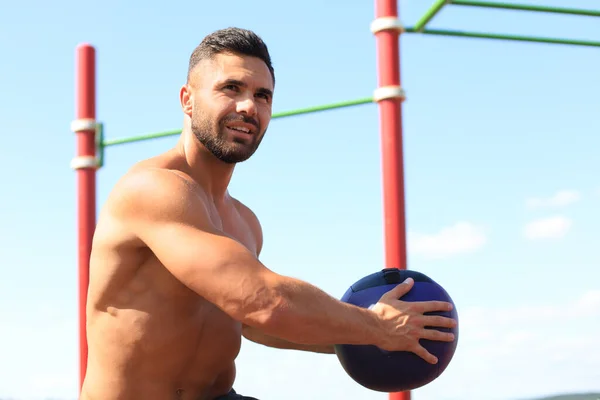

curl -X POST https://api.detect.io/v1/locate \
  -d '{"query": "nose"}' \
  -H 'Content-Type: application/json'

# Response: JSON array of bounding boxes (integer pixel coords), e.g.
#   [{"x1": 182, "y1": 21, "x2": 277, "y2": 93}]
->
[{"x1": 236, "y1": 95, "x2": 257, "y2": 116}]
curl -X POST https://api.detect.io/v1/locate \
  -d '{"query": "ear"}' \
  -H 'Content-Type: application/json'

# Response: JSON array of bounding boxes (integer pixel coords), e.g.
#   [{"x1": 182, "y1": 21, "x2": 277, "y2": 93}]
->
[{"x1": 180, "y1": 84, "x2": 193, "y2": 118}]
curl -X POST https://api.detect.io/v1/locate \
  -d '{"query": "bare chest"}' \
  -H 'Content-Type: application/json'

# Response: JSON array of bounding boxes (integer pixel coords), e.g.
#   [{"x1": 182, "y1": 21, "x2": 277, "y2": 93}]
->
[{"x1": 205, "y1": 204, "x2": 258, "y2": 255}]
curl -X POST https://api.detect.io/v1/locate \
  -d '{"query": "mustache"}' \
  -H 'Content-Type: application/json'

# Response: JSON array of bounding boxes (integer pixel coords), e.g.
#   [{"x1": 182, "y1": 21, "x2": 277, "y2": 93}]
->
[{"x1": 221, "y1": 114, "x2": 259, "y2": 130}]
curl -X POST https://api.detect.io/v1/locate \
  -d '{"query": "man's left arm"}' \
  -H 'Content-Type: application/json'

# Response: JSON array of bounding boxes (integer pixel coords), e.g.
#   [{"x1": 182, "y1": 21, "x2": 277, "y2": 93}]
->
[{"x1": 236, "y1": 201, "x2": 335, "y2": 355}]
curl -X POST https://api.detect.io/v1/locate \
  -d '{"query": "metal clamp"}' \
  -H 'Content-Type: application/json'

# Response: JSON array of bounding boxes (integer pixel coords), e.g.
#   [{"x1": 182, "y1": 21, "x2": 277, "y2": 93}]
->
[
  {"x1": 70, "y1": 155, "x2": 99, "y2": 170},
  {"x1": 70, "y1": 118, "x2": 102, "y2": 169},
  {"x1": 370, "y1": 17, "x2": 404, "y2": 34},
  {"x1": 373, "y1": 85, "x2": 406, "y2": 102},
  {"x1": 71, "y1": 118, "x2": 97, "y2": 133}
]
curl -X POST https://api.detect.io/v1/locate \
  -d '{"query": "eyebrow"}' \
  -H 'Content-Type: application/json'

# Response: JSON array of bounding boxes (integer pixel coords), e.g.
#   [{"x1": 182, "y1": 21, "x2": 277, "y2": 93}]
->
[{"x1": 222, "y1": 79, "x2": 273, "y2": 98}]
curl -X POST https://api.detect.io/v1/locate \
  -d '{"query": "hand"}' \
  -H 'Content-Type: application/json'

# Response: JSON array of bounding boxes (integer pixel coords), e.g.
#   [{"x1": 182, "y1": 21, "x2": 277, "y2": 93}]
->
[{"x1": 370, "y1": 277, "x2": 457, "y2": 364}]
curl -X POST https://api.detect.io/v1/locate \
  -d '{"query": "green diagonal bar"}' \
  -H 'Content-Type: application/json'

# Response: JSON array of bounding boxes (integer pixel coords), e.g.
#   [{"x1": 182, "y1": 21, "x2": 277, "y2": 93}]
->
[
  {"x1": 405, "y1": 27, "x2": 600, "y2": 48},
  {"x1": 450, "y1": 0, "x2": 600, "y2": 17},
  {"x1": 102, "y1": 96, "x2": 374, "y2": 147},
  {"x1": 103, "y1": 129, "x2": 183, "y2": 147},
  {"x1": 270, "y1": 96, "x2": 373, "y2": 119},
  {"x1": 413, "y1": 0, "x2": 449, "y2": 32}
]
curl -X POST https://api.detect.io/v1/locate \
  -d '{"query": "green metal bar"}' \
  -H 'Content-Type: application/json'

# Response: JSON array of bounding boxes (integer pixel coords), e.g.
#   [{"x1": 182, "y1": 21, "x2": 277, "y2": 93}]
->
[
  {"x1": 405, "y1": 27, "x2": 600, "y2": 48},
  {"x1": 450, "y1": 0, "x2": 600, "y2": 18},
  {"x1": 413, "y1": 0, "x2": 449, "y2": 32},
  {"x1": 102, "y1": 96, "x2": 374, "y2": 147},
  {"x1": 97, "y1": 122, "x2": 105, "y2": 167},
  {"x1": 270, "y1": 96, "x2": 373, "y2": 119},
  {"x1": 103, "y1": 128, "x2": 182, "y2": 147}
]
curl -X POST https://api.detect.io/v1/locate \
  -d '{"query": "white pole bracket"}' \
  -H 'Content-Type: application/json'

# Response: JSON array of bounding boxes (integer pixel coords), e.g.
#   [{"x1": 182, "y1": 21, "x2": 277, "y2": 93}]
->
[
  {"x1": 370, "y1": 17, "x2": 404, "y2": 35},
  {"x1": 70, "y1": 118, "x2": 101, "y2": 169},
  {"x1": 373, "y1": 85, "x2": 406, "y2": 102},
  {"x1": 70, "y1": 155, "x2": 99, "y2": 170},
  {"x1": 71, "y1": 118, "x2": 97, "y2": 133}
]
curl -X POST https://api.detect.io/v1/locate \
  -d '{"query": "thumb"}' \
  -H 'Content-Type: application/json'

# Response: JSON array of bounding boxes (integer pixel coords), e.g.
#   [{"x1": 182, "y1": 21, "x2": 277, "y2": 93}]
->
[{"x1": 383, "y1": 277, "x2": 414, "y2": 300}]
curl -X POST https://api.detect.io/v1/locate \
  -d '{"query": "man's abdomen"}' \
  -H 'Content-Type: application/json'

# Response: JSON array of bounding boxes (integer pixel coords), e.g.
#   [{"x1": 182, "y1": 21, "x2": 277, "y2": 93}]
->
[{"x1": 83, "y1": 296, "x2": 242, "y2": 399}]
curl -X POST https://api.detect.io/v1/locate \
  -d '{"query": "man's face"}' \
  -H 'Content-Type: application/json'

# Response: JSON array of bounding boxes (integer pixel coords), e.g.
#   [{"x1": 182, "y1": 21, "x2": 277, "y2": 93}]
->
[{"x1": 186, "y1": 52, "x2": 274, "y2": 164}]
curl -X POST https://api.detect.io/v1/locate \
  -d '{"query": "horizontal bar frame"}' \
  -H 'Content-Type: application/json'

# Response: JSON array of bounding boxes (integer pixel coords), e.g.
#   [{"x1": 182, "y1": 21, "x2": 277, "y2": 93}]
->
[
  {"x1": 406, "y1": 1, "x2": 600, "y2": 48},
  {"x1": 404, "y1": 27, "x2": 600, "y2": 47},
  {"x1": 450, "y1": 0, "x2": 600, "y2": 17},
  {"x1": 101, "y1": 97, "x2": 375, "y2": 148},
  {"x1": 98, "y1": 2, "x2": 599, "y2": 153}
]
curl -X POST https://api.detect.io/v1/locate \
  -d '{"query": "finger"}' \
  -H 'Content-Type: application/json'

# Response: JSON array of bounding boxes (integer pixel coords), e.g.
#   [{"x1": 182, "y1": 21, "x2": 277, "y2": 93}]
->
[
  {"x1": 412, "y1": 344, "x2": 438, "y2": 364},
  {"x1": 419, "y1": 328, "x2": 455, "y2": 342},
  {"x1": 422, "y1": 315, "x2": 458, "y2": 329},
  {"x1": 383, "y1": 278, "x2": 414, "y2": 300},
  {"x1": 413, "y1": 300, "x2": 454, "y2": 313}
]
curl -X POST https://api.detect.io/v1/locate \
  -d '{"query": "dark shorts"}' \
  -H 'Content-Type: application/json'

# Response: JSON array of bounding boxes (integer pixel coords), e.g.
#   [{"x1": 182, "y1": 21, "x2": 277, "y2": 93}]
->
[{"x1": 214, "y1": 388, "x2": 259, "y2": 400}]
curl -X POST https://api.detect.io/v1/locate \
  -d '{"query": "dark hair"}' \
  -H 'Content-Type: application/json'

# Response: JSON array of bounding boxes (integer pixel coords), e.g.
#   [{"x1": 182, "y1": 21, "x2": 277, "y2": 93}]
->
[{"x1": 187, "y1": 27, "x2": 275, "y2": 85}]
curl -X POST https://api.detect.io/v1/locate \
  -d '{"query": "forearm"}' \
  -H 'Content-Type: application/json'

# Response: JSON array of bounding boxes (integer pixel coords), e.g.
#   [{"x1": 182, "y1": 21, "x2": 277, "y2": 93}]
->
[
  {"x1": 246, "y1": 275, "x2": 381, "y2": 348},
  {"x1": 242, "y1": 325, "x2": 335, "y2": 354}
]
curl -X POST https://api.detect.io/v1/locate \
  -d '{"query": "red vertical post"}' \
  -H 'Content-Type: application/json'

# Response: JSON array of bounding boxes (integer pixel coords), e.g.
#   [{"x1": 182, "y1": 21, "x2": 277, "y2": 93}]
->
[
  {"x1": 372, "y1": 0, "x2": 409, "y2": 398},
  {"x1": 74, "y1": 43, "x2": 96, "y2": 393}
]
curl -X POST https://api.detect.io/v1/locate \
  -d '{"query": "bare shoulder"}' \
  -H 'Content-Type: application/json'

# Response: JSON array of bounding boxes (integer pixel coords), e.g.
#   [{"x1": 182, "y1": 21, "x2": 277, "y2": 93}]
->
[
  {"x1": 88, "y1": 166, "x2": 208, "y2": 295},
  {"x1": 101, "y1": 165, "x2": 206, "y2": 231},
  {"x1": 231, "y1": 198, "x2": 263, "y2": 255}
]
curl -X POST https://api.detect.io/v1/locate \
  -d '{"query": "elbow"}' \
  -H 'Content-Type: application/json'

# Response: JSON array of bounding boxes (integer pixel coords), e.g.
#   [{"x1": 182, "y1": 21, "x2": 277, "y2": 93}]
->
[
  {"x1": 239, "y1": 304, "x2": 279, "y2": 330},
  {"x1": 250, "y1": 297, "x2": 288, "y2": 332}
]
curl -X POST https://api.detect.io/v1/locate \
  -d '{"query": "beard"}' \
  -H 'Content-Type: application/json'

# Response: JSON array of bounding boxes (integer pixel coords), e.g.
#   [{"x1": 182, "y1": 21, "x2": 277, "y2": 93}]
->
[{"x1": 191, "y1": 109, "x2": 265, "y2": 164}]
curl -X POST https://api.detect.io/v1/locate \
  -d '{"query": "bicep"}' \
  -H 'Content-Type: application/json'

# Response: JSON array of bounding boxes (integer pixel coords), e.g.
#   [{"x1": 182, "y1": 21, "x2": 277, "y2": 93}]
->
[
  {"x1": 141, "y1": 218, "x2": 268, "y2": 302},
  {"x1": 113, "y1": 169, "x2": 278, "y2": 321}
]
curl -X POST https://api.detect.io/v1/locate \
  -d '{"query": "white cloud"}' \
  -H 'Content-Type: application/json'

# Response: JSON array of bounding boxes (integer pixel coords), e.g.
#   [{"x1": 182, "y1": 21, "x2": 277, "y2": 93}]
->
[
  {"x1": 526, "y1": 190, "x2": 581, "y2": 210},
  {"x1": 408, "y1": 222, "x2": 486, "y2": 259},
  {"x1": 577, "y1": 290, "x2": 600, "y2": 312},
  {"x1": 416, "y1": 290, "x2": 600, "y2": 400},
  {"x1": 523, "y1": 215, "x2": 572, "y2": 240},
  {"x1": 0, "y1": 311, "x2": 78, "y2": 400}
]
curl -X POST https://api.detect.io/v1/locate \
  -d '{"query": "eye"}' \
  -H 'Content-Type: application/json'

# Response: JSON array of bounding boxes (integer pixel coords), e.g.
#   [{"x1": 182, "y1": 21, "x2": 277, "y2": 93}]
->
[
  {"x1": 255, "y1": 93, "x2": 271, "y2": 103},
  {"x1": 223, "y1": 84, "x2": 239, "y2": 92}
]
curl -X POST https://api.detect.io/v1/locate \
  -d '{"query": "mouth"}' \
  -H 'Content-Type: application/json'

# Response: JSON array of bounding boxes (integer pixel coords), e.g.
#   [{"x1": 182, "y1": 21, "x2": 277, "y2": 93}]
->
[
  {"x1": 227, "y1": 126, "x2": 251, "y2": 134},
  {"x1": 225, "y1": 123, "x2": 255, "y2": 135}
]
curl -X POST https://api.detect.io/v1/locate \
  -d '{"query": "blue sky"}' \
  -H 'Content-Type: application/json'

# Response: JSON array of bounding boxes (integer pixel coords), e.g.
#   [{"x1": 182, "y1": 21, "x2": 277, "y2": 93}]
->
[{"x1": 1, "y1": 0, "x2": 599, "y2": 399}]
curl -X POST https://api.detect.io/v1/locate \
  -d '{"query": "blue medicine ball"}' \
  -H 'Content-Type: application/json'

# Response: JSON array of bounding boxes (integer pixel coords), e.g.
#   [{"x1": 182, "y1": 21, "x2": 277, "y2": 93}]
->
[{"x1": 334, "y1": 268, "x2": 459, "y2": 393}]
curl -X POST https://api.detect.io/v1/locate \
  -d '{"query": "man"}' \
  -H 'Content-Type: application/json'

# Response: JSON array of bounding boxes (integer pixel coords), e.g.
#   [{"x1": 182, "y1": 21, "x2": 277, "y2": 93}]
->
[{"x1": 81, "y1": 27, "x2": 457, "y2": 400}]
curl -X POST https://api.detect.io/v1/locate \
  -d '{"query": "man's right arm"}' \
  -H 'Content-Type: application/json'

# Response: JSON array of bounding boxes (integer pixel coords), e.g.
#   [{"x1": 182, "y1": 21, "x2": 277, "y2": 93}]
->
[{"x1": 108, "y1": 168, "x2": 383, "y2": 348}]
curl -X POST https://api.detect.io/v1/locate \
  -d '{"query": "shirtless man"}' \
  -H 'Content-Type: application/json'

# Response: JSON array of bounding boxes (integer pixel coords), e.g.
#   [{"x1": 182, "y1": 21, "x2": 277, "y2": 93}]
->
[{"x1": 80, "y1": 27, "x2": 457, "y2": 400}]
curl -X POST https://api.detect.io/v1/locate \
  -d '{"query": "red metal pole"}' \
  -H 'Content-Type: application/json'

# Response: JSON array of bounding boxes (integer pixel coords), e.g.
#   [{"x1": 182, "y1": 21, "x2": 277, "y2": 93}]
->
[
  {"x1": 373, "y1": 0, "x2": 409, "y2": 398},
  {"x1": 74, "y1": 43, "x2": 96, "y2": 393}
]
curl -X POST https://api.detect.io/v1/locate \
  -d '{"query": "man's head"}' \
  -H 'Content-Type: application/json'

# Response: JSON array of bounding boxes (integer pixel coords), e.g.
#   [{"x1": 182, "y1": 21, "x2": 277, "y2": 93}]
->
[{"x1": 180, "y1": 27, "x2": 275, "y2": 164}]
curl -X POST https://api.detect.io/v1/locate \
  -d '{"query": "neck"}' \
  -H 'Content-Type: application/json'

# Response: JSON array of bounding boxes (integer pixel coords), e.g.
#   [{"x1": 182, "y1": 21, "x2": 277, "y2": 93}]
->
[{"x1": 175, "y1": 127, "x2": 235, "y2": 203}]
